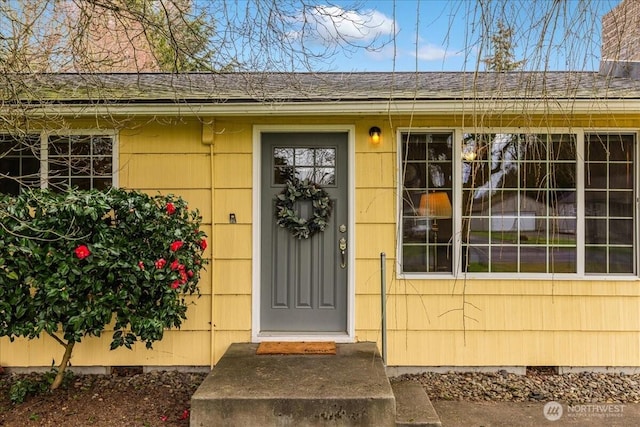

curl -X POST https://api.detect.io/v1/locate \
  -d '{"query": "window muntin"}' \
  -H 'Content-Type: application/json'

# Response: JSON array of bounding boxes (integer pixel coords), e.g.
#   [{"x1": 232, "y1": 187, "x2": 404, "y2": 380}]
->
[
  {"x1": 47, "y1": 134, "x2": 114, "y2": 191},
  {"x1": 401, "y1": 132, "x2": 453, "y2": 273},
  {"x1": 399, "y1": 130, "x2": 637, "y2": 277},
  {"x1": 585, "y1": 133, "x2": 635, "y2": 274},
  {"x1": 273, "y1": 147, "x2": 336, "y2": 185},
  {"x1": 462, "y1": 133, "x2": 577, "y2": 273},
  {"x1": 0, "y1": 133, "x2": 115, "y2": 194},
  {"x1": 0, "y1": 134, "x2": 41, "y2": 195}
]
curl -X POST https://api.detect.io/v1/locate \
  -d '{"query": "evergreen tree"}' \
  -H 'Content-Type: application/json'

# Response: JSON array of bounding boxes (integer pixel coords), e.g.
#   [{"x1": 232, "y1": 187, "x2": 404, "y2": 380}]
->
[{"x1": 482, "y1": 20, "x2": 524, "y2": 71}]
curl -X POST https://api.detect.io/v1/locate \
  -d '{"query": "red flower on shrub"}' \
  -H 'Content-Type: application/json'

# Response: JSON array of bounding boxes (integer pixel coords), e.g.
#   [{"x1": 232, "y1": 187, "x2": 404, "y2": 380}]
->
[
  {"x1": 170, "y1": 240, "x2": 184, "y2": 252},
  {"x1": 180, "y1": 409, "x2": 190, "y2": 420},
  {"x1": 170, "y1": 259, "x2": 180, "y2": 270},
  {"x1": 166, "y1": 202, "x2": 176, "y2": 215},
  {"x1": 170, "y1": 280, "x2": 180, "y2": 289},
  {"x1": 199, "y1": 238, "x2": 207, "y2": 250},
  {"x1": 187, "y1": 270, "x2": 194, "y2": 278},
  {"x1": 155, "y1": 258, "x2": 167, "y2": 269},
  {"x1": 138, "y1": 261, "x2": 145, "y2": 270},
  {"x1": 74, "y1": 245, "x2": 91, "y2": 260}
]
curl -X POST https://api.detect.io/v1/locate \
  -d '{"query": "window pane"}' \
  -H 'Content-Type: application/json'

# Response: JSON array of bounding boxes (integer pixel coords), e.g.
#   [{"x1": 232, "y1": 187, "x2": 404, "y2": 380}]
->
[
  {"x1": 610, "y1": 248, "x2": 634, "y2": 273},
  {"x1": 46, "y1": 135, "x2": 113, "y2": 192},
  {"x1": 609, "y1": 135, "x2": 633, "y2": 161},
  {"x1": 585, "y1": 247, "x2": 607, "y2": 273},
  {"x1": 520, "y1": 246, "x2": 548, "y2": 273},
  {"x1": 314, "y1": 168, "x2": 335, "y2": 185},
  {"x1": 0, "y1": 134, "x2": 41, "y2": 195},
  {"x1": 610, "y1": 219, "x2": 633, "y2": 245},
  {"x1": 274, "y1": 167, "x2": 293, "y2": 183},
  {"x1": 316, "y1": 148, "x2": 335, "y2": 166},
  {"x1": 402, "y1": 245, "x2": 428, "y2": 272},
  {"x1": 401, "y1": 132, "x2": 453, "y2": 273},
  {"x1": 295, "y1": 148, "x2": 314, "y2": 166},
  {"x1": 273, "y1": 147, "x2": 336, "y2": 186},
  {"x1": 71, "y1": 177, "x2": 91, "y2": 189},
  {"x1": 295, "y1": 167, "x2": 314, "y2": 181},
  {"x1": 70, "y1": 138, "x2": 91, "y2": 155},
  {"x1": 49, "y1": 157, "x2": 70, "y2": 174},
  {"x1": 93, "y1": 157, "x2": 113, "y2": 176},
  {"x1": 550, "y1": 247, "x2": 577, "y2": 273},
  {"x1": 48, "y1": 136, "x2": 69, "y2": 155},
  {"x1": 585, "y1": 133, "x2": 635, "y2": 275},
  {"x1": 462, "y1": 133, "x2": 577, "y2": 273},
  {"x1": 400, "y1": 131, "x2": 635, "y2": 277},
  {"x1": 586, "y1": 219, "x2": 606, "y2": 244},
  {"x1": 490, "y1": 245, "x2": 519, "y2": 272},
  {"x1": 70, "y1": 157, "x2": 90, "y2": 175},
  {"x1": 274, "y1": 148, "x2": 294, "y2": 167},
  {"x1": 93, "y1": 178, "x2": 112, "y2": 190}
]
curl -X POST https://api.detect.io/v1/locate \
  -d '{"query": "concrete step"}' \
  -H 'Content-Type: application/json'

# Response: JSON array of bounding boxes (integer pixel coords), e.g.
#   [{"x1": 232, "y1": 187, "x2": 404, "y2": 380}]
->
[
  {"x1": 191, "y1": 342, "x2": 396, "y2": 426},
  {"x1": 392, "y1": 381, "x2": 442, "y2": 427}
]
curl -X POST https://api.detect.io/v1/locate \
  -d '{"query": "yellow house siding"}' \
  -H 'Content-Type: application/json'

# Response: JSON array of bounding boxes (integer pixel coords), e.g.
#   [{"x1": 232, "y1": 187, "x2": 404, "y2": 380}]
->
[
  {"x1": 4, "y1": 113, "x2": 640, "y2": 370},
  {"x1": 119, "y1": 120, "x2": 210, "y2": 154},
  {"x1": 213, "y1": 189, "x2": 251, "y2": 224},
  {"x1": 213, "y1": 295, "x2": 252, "y2": 331},
  {"x1": 120, "y1": 153, "x2": 211, "y2": 189},
  {"x1": 119, "y1": 119, "x2": 214, "y2": 366},
  {"x1": 208, "y1": 120, "x2": 254, "y2": 364},
  {"x1": 351, "y1": 113, "x2": 640, "y2": 368},
  {"x1": 384, "y1": 330, "x2": 640, "y2": 366},
  {"x1": 214, "y1": 260, "x2": 252, "y2": 294},
  {"x1": 1, "y1": 331, "x2": 211, "y2": 367}
]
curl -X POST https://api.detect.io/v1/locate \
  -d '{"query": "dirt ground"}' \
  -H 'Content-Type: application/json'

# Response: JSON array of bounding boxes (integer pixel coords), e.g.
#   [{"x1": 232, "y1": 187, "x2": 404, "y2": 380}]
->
[{"x1": 0, "y1": 369, "x2": 207, "y2": 427}]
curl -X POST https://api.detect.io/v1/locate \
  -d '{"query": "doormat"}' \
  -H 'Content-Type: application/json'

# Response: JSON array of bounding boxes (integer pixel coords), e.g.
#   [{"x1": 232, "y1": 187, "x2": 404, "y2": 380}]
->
[{"x1": 256, "y1": 341, "x2": 336, "y2": 355}]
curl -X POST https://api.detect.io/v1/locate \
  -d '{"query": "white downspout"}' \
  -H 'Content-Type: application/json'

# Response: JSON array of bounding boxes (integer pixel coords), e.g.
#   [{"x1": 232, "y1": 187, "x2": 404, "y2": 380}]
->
[{"x1": 202, "y1": 118, "x2": 216, "y2": 368}]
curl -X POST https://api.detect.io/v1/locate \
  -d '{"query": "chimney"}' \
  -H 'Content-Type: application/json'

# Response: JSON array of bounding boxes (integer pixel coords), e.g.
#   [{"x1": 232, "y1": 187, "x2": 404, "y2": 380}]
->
[{"x1": 599, "y1": 0, "x2": 640, "y2": 79}]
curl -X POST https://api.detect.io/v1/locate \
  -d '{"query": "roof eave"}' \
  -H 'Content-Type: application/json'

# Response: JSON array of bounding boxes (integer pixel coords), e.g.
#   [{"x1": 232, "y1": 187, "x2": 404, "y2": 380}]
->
[{"x1": 4, "y1": 98, "x2": 640, "y2": 117}]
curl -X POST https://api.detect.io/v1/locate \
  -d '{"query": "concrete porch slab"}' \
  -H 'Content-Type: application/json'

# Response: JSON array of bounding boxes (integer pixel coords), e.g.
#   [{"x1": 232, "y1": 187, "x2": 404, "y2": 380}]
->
[{"x1": 190, "y1": 342, "x2": 396, "y2": 426}]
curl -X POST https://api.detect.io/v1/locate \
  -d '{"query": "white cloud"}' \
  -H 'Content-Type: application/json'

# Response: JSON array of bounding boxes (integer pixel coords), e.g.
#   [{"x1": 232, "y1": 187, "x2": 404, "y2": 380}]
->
[
  {"x1": 302, "y1": 6, "x2": 396, "y2": 46},
  {"x1": 414, "y1": 43, "x2": 460, "y2": 61}
]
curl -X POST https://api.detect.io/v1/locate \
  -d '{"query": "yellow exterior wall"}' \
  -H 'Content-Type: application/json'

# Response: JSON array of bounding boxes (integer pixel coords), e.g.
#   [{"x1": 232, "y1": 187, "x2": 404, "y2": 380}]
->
[{"x1": 2, "y1": 113, "x2": 640, "y2": 369}]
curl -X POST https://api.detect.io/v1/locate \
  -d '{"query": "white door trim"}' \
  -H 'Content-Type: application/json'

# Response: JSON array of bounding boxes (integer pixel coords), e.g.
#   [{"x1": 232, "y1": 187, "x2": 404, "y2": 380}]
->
[{"x1": 251, "y1": 124, "x2": 356, "y2": 342}]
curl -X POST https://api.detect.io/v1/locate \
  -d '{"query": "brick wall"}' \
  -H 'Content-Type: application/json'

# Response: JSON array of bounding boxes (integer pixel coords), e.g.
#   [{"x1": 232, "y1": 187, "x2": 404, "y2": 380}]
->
[{"x1": 601, "y1": 0, "x2": 640, "y2": 61}]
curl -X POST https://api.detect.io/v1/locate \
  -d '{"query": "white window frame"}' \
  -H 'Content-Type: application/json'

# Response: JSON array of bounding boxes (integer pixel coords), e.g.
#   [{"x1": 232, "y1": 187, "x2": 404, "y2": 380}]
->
[
  {"x1": 396, "y1": 127, "x2": 639, "y2": 280},
  {"x1": 0, "y1": 130, "x2": 118, "y2": 193},
  {"x1": 42, "y1": 130, "x2": 119, "y2": 190}
]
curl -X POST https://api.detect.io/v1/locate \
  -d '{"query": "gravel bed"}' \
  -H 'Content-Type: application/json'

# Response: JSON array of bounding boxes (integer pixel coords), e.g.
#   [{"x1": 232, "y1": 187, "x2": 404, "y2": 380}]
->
[{"x1": 393, "y1": 370, "x2": 640, "y2": 404}]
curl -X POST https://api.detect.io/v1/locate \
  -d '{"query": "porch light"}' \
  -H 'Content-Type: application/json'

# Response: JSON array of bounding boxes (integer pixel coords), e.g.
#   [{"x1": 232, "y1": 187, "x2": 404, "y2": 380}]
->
[{"x1": 369, "y1": 126, "x2": 381, "y2": 144}]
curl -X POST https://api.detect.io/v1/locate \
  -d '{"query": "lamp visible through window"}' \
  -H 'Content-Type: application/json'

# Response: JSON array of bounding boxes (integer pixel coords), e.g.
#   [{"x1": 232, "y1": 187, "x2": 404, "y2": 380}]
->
[{"x1": 419, "y1": 192, "x2": 452, "y2": 270}]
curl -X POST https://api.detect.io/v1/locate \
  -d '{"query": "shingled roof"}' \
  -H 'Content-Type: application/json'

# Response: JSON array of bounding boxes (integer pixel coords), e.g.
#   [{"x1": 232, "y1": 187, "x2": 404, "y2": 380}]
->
[{"x1": 4, "y1": 71, "x2": 640, "y2": 104}]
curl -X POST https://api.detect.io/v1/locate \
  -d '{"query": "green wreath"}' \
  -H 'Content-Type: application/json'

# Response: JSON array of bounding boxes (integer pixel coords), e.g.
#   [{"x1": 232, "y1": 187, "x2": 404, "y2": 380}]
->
[{"x1": 275, "y1": 179, "x2": 332, "y2": 239}]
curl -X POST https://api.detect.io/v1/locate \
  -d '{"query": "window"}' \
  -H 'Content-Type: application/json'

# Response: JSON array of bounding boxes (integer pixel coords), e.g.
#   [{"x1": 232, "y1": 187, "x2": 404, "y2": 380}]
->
[
  {"x1": 399, "y1": 130, "x2": 636, "y2": 277},
  {"x1": 0, "y1": 134, "x2": 41, "y2": 194},
  {"x1": 47, "y1": 134, "x2": 114, "y2": 191},
  {"x1": 401, "y1": 132, "x2": 453, "y2": 272},
  {"x1": 273, "y1": 147, "x2": 336, "y2": 185},
  {"x1": 585, "y1": 133, "x2": 635, "y2": 274},
  {"x1": 462, "y1": 133, "x2": 577, "y2": 273},
  {"x1": 0, "y1": 132, "x2": 115, "y2": 195}
]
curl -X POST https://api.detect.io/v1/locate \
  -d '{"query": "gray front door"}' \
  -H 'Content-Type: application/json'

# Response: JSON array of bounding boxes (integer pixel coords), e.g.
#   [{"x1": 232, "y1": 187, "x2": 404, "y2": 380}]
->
[{"x1": 261, "y1": 132, "x2": 348, "y2": 333}]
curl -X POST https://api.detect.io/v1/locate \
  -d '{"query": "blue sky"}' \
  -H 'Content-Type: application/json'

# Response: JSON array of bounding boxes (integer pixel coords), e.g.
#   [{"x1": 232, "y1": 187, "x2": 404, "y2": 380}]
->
[{"x1": 317, "y1": 0, "x2": 620, "y2": 72}]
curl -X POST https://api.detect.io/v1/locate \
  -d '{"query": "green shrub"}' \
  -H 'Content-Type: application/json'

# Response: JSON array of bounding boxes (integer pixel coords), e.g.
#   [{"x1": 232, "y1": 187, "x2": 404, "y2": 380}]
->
[{"x1": 0, "y1": 188, "x2": 207, "y2": 389}]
